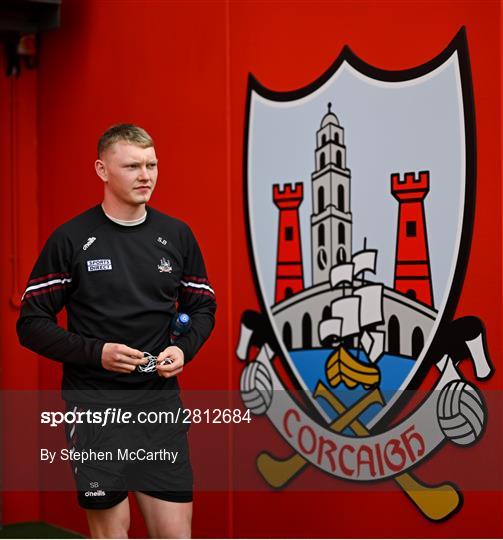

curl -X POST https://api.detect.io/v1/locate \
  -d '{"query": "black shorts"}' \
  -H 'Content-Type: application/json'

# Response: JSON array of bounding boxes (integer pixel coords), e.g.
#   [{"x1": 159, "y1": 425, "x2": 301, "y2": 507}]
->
[{"x1": 64, "y1": 400, "x2": 193, "y2": 510}]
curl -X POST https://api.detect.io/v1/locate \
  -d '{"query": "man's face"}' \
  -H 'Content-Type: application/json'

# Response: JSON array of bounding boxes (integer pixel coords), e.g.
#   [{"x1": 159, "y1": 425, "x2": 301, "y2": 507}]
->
[{"x1": 96, "y1": 141, "x2": 158, "y2": 207}]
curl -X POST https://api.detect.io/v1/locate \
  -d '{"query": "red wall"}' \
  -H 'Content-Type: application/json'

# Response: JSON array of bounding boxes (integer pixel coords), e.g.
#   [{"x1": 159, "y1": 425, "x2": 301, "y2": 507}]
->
[{"x1": 1, "y1": 0, "x2": 501, "y2": 537}]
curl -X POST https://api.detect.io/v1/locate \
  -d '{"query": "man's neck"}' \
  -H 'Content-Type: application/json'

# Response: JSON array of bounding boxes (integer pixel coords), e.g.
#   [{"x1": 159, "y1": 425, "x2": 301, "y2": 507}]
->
[{"x1": 101, "y1": 200, "x2": 146, "y2": 221}]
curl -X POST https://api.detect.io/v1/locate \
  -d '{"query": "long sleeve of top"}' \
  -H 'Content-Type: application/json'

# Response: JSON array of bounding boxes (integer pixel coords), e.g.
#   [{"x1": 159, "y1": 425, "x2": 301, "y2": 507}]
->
[
  {"x1": 16, "y1": 205, "x2": 217, "y2": 404},
  {"x1": 16, "y1": 228, "x2": 105, "y2": 367},
  {"x1": 174, "y1": 225, "x2": 216, "y2": 363}
]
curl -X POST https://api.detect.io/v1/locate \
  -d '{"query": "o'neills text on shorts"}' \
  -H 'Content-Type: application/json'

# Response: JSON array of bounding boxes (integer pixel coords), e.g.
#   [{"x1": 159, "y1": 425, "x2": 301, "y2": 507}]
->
[{"x1": 40, "y1": 448, "x2": 179, "y2": 464}]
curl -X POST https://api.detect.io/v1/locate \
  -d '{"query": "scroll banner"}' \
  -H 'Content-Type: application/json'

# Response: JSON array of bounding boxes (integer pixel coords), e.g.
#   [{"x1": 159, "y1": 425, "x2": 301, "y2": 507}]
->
[
  {"x1": 251, "y1": 348, "x2": 459, "y2": 481},
  {"x1": 238, "y1": 313, "x2": 492, "y2": 483}
]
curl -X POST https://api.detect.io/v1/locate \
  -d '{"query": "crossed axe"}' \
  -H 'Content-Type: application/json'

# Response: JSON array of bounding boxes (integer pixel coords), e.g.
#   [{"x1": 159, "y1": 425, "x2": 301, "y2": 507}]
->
[{"x1": 237, "y1": 311, "x2": 492, "y2": 522}]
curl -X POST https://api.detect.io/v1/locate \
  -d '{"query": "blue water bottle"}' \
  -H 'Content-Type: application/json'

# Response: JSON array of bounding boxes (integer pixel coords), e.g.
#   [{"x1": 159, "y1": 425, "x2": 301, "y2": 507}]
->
[{"x1": 170, "y1": 312, "x2": 191, "y2": 344}]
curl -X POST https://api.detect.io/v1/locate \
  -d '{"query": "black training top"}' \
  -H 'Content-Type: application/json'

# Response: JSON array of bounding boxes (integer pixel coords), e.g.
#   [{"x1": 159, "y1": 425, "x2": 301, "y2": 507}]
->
[{"x1": 16, "y1": 205, "x2": 216, "y2": 404}]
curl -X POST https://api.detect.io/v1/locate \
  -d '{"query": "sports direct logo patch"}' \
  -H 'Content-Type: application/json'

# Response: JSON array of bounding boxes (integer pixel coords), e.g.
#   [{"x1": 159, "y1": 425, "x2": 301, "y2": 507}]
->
[{"x1": 87, "y1": 259, "x2": 112, "y2": 272}]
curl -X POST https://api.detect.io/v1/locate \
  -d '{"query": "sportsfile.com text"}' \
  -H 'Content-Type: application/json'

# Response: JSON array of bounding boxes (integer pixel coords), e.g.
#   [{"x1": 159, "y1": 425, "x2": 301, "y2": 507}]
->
[{"x1": 41, "y1": 408, "x2": 252, "y2": 427}]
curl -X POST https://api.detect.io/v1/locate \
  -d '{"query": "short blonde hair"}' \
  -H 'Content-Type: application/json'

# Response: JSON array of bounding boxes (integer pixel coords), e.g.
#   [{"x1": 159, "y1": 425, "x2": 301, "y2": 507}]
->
[{"x1": 98, "y1": 124, "x2": 154, "y2": 157}]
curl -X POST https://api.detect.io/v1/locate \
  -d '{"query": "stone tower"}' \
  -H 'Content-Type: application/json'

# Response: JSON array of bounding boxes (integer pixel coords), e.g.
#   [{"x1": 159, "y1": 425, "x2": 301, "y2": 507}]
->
[
  {"x1": 311, "y1": 102, "x2": 352, "y2": 285},
  {"x1": 273, "y1": 182, "x2": 305, "y2": 303},
  {"x1": 391, "y1": 170, "x2": 434, "y2": 307}
]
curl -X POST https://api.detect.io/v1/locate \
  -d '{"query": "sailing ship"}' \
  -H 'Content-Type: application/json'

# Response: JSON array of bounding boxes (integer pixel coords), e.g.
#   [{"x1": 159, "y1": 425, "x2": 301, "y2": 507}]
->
[{"x1": 318, "y1": 247, "x2": 385, "y2": 389}]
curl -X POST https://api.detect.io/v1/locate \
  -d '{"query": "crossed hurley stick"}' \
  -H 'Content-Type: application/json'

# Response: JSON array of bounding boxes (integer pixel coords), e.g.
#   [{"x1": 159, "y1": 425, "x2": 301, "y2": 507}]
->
[
  {"x1": 237, "y1": 311, "x2": 492, "y2": 521},
  {"x1": 257, "y1": 382, "x2": 461, "y2": 522}
]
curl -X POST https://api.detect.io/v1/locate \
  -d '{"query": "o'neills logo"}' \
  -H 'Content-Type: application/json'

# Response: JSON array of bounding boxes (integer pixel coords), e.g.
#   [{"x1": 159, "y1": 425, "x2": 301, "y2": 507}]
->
[
  {"x1": 85, "y1": 490, "x2": 106, "y2": 497},
  {"x1": 83, "y1": 237, "x2": 96, "y2": 251},
  {"x1": 237, "y1": 29, "x2": 493, "y2": 522}
]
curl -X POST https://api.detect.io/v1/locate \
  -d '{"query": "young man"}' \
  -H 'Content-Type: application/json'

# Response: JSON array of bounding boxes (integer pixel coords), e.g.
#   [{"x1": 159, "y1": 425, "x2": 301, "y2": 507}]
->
[{"x1": 17, "y1": 124, "x2": 216, "y2": 538}]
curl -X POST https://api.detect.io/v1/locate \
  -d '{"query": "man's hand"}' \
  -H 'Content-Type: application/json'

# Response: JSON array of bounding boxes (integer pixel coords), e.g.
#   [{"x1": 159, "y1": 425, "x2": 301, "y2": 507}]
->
[
  {"x1": 101, "y1": 343, "x2": 146, "y2": 373},
  {"x1": 156, "y1": 346, "x2": 185, "y2": 378}
]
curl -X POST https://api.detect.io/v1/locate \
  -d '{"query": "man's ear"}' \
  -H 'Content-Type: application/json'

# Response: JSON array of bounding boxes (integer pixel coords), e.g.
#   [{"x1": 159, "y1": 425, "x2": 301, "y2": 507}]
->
[{"x1": 95, "y1": 159, "x2": 108, "y2": 182}]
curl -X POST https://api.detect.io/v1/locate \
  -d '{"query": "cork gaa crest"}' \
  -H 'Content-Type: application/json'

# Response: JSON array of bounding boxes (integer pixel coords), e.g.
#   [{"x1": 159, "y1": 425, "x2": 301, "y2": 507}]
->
[{"x1": 236, "y1": 29, "x2": 493, "y2": 521}]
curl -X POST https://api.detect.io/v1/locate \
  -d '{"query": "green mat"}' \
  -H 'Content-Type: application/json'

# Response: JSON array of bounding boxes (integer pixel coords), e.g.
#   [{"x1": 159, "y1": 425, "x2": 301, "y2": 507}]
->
[{"x1": 0, "y1": 522, "x2": 83, "y2": 539}]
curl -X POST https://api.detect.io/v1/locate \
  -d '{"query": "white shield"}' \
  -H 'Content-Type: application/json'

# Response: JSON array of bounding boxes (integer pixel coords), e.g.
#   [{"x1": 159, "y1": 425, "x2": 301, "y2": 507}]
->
[{"x1": 244, "y1": 30, "x2": 474, "y2": 430}]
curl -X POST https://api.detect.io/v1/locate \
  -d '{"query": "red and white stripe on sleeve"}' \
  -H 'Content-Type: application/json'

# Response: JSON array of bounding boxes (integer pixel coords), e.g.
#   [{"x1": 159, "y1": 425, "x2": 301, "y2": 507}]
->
[
  {"x1": 21, "y1": 272, "x2": 72, "y2": 302},
  {"x1": 180, "y1": 275, "x2": 215, "y2": 298}
]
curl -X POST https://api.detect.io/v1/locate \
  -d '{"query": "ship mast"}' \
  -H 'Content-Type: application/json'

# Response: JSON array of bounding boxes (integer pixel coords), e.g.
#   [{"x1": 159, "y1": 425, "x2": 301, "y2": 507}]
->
[{"x1": 356, "y1": 237, "x2": 367, "y2": 360}]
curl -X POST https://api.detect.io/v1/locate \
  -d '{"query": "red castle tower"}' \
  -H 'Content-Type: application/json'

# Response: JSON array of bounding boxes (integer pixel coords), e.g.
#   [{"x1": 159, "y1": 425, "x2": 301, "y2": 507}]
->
[
  {"x1": 391, "y1": 171, "x2": 434, "y2": 307},
  {"x1": 273, "y1": 182, "x2": 305, "y2": 303}
]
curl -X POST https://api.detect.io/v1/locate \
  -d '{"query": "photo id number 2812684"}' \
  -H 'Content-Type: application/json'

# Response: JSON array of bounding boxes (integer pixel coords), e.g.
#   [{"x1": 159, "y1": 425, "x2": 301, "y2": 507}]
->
[{"x1": 182, "y1": 408, "x2": 252, "y2": 424}]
